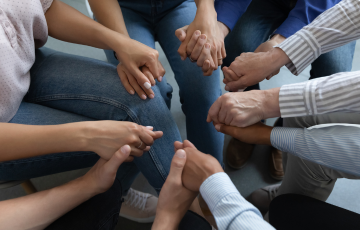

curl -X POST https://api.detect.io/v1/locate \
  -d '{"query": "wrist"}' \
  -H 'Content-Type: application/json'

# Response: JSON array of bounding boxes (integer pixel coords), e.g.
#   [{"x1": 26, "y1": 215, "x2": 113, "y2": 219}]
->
[
  {"x1": 268, "y1": 46, "x2": 291, "y2": 68},
  {"x1": 217, "y1": 21, "x2": 230, "y2": 39},
  {"x1": 270, "y1": 34, "x2": 286, "y2": 45},
  {"x1": 195, "y1": 0, "x2": 217, "y2": 22},
  {"x1": 75, "y1": 176, "x2": 101, "y2": 197},
  {"x1": 260, "y1": 126, "x2": 273, "y2": 146},
  {"x1": 262, "y1": 87, "x2": 281, "y2": 119}
]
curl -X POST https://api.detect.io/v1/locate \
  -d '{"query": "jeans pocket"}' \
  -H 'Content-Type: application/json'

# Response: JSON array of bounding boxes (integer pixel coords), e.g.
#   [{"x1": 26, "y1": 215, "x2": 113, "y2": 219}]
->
[{"x1": 0, "y1": 8, "x2": 17, "y2": 48}]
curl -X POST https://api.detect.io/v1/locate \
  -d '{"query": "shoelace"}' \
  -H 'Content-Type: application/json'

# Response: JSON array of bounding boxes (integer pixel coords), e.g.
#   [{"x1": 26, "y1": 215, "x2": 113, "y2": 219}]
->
[{"x1": 123, "y1": 188, "x2": 149, "y2": 211}]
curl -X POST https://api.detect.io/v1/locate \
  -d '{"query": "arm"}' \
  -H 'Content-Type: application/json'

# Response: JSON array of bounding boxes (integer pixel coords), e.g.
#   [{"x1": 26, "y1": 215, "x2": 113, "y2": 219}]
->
[
  {"x1": 271, "y1": 124, "x2": 360, "y2": 177},
  {"x1": 214, "y1": 0, "x2": 252, "y2": 31},
  {"x1": 201, "y1": 173, "x2": 275, "y2": 230},
  {"x1": 0, "y1": 145, "x2": 130, "y2": 230},
  {"x1": 0, "y1": 121, "x2": 162, "y2": 162}
]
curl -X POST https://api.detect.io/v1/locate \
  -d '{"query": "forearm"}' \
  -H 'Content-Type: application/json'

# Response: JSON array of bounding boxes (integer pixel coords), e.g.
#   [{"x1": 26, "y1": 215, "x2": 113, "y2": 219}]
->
[
  {"x1": 46, "y1": 0, "x2": 129, "y2": 52},
  {"x1": 0, "y1": 122, "x2": 87, "y2": 162},
  {"x1": 0, "y1": 177, "x2": 96, "y2": 230},
  {"x1": 88, "y1": 0, "x2": 129, "y2": 36}
]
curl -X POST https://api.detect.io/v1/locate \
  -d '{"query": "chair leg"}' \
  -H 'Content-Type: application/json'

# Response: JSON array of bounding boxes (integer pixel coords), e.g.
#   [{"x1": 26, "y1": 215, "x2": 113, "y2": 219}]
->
[{"x1": 21, "y1": 180, "x2": 37, "y2": 194}]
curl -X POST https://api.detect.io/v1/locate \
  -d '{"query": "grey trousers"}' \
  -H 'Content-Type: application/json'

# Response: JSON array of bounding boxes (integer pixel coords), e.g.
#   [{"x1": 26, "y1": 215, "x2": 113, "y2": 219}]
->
[{"x1": 277, "y1": 113, "x2": 360, "y2": 201}]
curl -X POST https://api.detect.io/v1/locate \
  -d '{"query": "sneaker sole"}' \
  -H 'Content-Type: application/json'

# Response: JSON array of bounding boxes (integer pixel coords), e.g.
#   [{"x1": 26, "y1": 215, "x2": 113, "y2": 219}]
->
[{"x1": 119, "y1": 214, "x2": 155, "y2": 223}]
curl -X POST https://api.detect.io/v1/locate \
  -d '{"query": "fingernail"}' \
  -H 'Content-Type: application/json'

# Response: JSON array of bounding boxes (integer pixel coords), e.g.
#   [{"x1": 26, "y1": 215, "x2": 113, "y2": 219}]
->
[
  {"x1": 149, "y1": 94, "x2": 154, "y2": 99},
  {"x1": 225, "y1": 86, "x2": 229, "y2": 91},
  {"x1": 176, "y1": 149, "x2": 186, "y2": 158},
  {"x1": 181, "y1": 56, "x2": 185, "y2": 61},
  {"x1": 120, "y1": 145, "x2": 130, "y2": 155},
  {"x1": 142, "y1": 94, "x2": 147, "y2": 99},
  {"x1": 205, "y1": 44, "x2": 210, "y2": 49},
  {"x1": 146, "y1": 126, "x2": 153, "y2": 129},
  {"x1": 200, "y1": 34, "x2": 206, "y2": 40},
  {"x1": 195, "y1": 30, "x2": 201, "y2": 36},
  {"x1": 215, "y1": 124, "x2": 221, "y2": 131},
  {"x1": 129, "y1": 90, "x2": 135, "y2": 95},
  {"x1": 158, "y1": 76, "x2": 163, "y2": 82},
  {"x1": 144, "y1": 82, "x2": 151, "y2": 89}
]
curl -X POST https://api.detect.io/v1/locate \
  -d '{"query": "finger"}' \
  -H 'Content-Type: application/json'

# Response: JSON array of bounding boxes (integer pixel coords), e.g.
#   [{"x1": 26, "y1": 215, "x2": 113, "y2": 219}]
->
[
  {"x1": 126, "y1": 70, "x2": 148, "y2": 100},
  {"x1": 128, "y1": 67, "x2": 155, "y2": 99},
  {"x1": 143, "y1": 128, "x2": 163, "y2": 140},
  {"x1": 211, "y1": 44, "x2": 218, "y2": 69},
  {"x1": 226, "y1": 78, "x2": 249, "y2": 92},
  {"x1": 174, "y1": 141, "x2": 184, "y2": 152},
  {"x1": 175, "y1": 25, "x2": 188, "y2": 42},
  {"x1": 183, "y1": 140, "x2": 197, "y2": 149},
  {"x1": 130, "y1": 147, "x2": 145, "y2": 157},
  {"x1": 207, "y1": 97, "x2": 222, "y2": 124},
  {"x1": 197, "y1": 43, "x2": 212, "y2": 68},
  {"x1": 117, "y1": 66, "x2": 135, "y2": 95},
  {"x1": 223, "y1": 67, "x2": 238, "y2": 82},
  {"x1": 138, "y1": 128, "x2": 155, "y2": 147},
  {"x1": 186, "y1": 30, "x2": 201, "y2": 57},
  {"x1": 104, "y1": 145, "x2": 131, "y2": 173},
  {"x1": 217, "y1": 48, "x2": 223, "y2": 66},
  {"x1": 157, "y1": 62, "x2": 166, "y2": 82},
  {"x1": 167, "y1": 149, "x2": 186, "y2": 183},
  {"x1": 214, "y1": 123, "x2": 238, "y2": 136},
  {"x1": 124, "y1": 156, "x2": 134, "y2": 162},
  {"x1": 221, "y1": 43, "x2": 227, "y2": 59},
  {"x1": 223, "y1": 78, "x2": 229, "y2": 84},
  {"x1": 141, "y1": 66, "x2": 156, "y2": 86},
  {"x1": 189, "y1": 33, "x2": 206, "y2": 60},
  {"x1": 202, "y1": 60, "x2": 212, "y2": 75}
]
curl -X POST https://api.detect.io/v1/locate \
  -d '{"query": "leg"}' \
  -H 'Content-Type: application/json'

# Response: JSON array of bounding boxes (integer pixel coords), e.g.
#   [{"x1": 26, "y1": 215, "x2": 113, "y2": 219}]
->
[
  {"x1": 309, "y1": 41, "x2": 356, "y2": 79},
  {"x1": 222, "y1": 0, "x2": 290, "y2": 91},
  {"x1": 269, "y1": 194, "x2": 360, "y2": 230},
  {"x1": 278, "y1": 113, "x2": 360, "y2": 201},
  {"x1": 100, "y1": 6, "x2": 173, "y2": 109},
  {"x1": 24, "y1": 48, "x2": 182, "y2": 194},
  {"x1": 155, "y1": 0, "x2": 224, "y2": 162},
  {"x1": 46, "y1": 180, "x2": 122, "y2": 230}
]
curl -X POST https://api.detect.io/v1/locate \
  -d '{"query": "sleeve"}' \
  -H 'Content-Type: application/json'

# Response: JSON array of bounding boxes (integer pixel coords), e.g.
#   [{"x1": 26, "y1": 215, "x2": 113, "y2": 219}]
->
[
  {"x1": 271, "y1": 125, "x2": 360, "y2": 177},
  {"x1": 200, "y1": 172, "x2": 275, "y2": 230},
  {"x1": 40, "y1": 0, "x2": 54, "y2": 13},
  {"x1": 275, "y1": 0, "x2": 360, "y2": 75},
  {"x1": 215, "y1": 0, "x2": 252, "y2": 31},
  {"x1": 278, "y1": 71, "x2": 360, "y2": 117},
  {"x1": 275, "y1": 0, "x2": 341, "y2": 38}
]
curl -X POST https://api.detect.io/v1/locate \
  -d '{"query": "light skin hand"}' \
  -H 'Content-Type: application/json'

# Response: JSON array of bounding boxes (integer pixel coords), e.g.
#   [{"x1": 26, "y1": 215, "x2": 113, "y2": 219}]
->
[
  {"x1": 152, "y1": 147, "x2": 198, "y2": 230},
  {"x1": 207, "y1": 88, "x2": 281, "y2": 128},
  {"x1": 224, "y1": 34, "x2": 288, "y2": 92},
  {"x1": 83, "y1": 121, "x2": 163, "y2": 162},
  {"x1": 214, "y1": 122, "x2": 273, "y2": 146}
]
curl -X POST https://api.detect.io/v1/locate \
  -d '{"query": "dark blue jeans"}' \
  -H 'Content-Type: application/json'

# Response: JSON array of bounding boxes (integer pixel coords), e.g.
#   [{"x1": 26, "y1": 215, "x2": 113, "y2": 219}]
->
[{"x1": 223, "y1": 0, "x2": 356, "y2": 91}]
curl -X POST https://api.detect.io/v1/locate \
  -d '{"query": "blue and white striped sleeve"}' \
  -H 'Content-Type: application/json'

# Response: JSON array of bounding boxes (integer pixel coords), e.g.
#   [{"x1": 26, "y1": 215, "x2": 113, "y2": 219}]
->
[
  {"x1": 200, "y1": 172, "x2": 275, "y2": 230},
  {"x1": 271, "y1": 124, "x2": 360, "y2": 177}
]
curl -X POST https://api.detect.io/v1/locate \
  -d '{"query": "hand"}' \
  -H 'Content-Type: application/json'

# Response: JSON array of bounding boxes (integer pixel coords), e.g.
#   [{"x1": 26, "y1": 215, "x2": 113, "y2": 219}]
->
[
  {"x1": 81, "y1": 145, "x2": 131, "y2": 195},
  {"x1": 175, "y1": 140, "x2": 223, "y2": 192},
  {"x1": 214, "y1": 122, "x2": 273, "y2": 145},
  {"x1": 223, "y1": 36, "x2": 289, "y2": 92},
  {"x1": 207, "y1": 88, "x2": 281, "y2": 128},
  {"x1": 83, "y1": 121, "x2": 163, "y2": 161},
  {"x1": 114, "y1": 37, "x2": 166, "y2": 99},
  {"x1": 152, "y1": 147, "x2": 198, "y2": 230}
]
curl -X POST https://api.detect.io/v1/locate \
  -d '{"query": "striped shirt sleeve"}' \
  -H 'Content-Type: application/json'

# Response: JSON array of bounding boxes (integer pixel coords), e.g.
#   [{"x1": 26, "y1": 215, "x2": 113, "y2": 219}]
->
[
  {"x1": 271, "y1": 124, "x2": 360, "y2": 177},
  {"x1": 200, "y1": 172, "x2": 275, "y2": 230},
  {"x1": 279, "y1": 71, "x2": 360, "y2": 117},
  {"x1": 275, "y1": 0, "x2": 360, "y2": 75}
]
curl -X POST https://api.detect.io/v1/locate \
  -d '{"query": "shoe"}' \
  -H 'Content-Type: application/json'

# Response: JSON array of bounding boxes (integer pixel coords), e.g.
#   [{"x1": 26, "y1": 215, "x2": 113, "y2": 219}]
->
[
  {"x1": 120, "y1": 188, "x2": 157, "y2": 223},
  {"x1": 226, "y1": 137, "x2": 254, "y2": 169},
  {"x1": 269, "y1": 147, "x2": 284, "y2": 180},
  {"x1": 249, "y1": 184, "x2": 280, "y2": 215}
]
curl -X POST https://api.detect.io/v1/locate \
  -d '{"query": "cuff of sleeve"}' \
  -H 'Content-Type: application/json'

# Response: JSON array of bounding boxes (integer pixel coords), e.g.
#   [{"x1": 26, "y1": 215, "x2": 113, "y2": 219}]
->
[
  {"x1": 275, "y1": 29, "x2": 321, "y2": 76},
  {"x1": 200, "y1": 172, "x2": 239, "y2": 212},
  {"x1": 42, "y1": 0, "x2": 54, "y2": 13},
  {"x1": 270, "y1": 127, "x2": 299, "y2": 154},
  {"x1": 215, "y1": 1, "x2": 244, "y2": 31},
  {"x1": 275, "y1": 16, "x2": 307, "y2": 39}
]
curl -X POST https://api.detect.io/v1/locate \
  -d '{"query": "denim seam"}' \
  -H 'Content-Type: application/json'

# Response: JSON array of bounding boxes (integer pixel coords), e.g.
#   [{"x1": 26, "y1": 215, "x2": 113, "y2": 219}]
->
[{"x1": 26, "y1": 94, "x2": 168, "y2": 182}]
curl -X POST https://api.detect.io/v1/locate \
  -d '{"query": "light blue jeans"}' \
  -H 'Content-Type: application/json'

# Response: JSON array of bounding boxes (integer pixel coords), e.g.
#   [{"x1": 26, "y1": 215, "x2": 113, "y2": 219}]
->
[
  {"x1": 1, "y1": 48, "x2": 181, "y2": 194},
  {"x1": 102, "y1": 0, "x2": 224, "y2": 163}
]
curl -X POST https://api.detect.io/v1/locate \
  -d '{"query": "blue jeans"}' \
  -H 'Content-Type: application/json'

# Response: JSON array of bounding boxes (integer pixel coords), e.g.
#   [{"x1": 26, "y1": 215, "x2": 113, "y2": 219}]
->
[
  {"x1": 102, "y1": 0, "x2": 224, "y2": 163},
  {"x1": 2, "y1": 47, "x2": 181, "y2": 194},
  {"x1": 223, "y1": 0, "x2": 356, "y2": 91}
]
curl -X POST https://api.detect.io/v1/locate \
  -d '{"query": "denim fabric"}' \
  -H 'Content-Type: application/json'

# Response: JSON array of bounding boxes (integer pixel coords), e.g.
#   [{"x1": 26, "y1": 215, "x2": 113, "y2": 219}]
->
[
  {"x1": 222, "y1": 0, "x2": 356, "y2": 91},
  {"x1": 101, "y1": 0, "x2": 224, "y2": 163},
  {"x1": 2, "y1": 47, "x2": 182, "y2": 194},
  {"x1": 46, "y1": 180, "x2": 123, "y2": 230}
]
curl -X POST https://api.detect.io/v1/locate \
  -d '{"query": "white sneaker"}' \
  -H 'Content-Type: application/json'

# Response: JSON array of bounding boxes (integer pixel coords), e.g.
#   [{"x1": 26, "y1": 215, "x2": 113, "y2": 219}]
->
[{"x1": 120, "y1": 188, "x2": 158, "y2": 223}]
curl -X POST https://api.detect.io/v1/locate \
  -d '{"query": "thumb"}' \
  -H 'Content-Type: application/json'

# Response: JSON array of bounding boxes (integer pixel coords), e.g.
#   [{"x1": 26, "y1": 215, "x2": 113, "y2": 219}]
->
[
  {"x1": 214, "y1": 123, "x2": 238, "y2": 137},
  {"x1": 175, "y1": 25, "x2": 188, "y2": 42},
  {"x1": 183, "y1": 140, "x2": 197, "y2": 149},
  {"x1": 104, "y1": 145, "x2": 131, "y2": 174},
  {"x1": 167, "y1": 149, "x2": 187, "y2": 182}
]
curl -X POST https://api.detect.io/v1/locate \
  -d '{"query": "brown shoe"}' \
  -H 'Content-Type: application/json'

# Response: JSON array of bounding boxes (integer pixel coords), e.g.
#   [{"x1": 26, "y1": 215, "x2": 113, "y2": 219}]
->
[
  {"x1": 269, "y1": 147, "x2": 284, "y2": 180},
  {"x1": 226, "y1": 137, "x2": 254, "y2": 169}
]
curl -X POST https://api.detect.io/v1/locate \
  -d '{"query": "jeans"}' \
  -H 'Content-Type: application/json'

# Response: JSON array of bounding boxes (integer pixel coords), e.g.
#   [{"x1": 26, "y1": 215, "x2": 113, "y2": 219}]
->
[
  {"x1": 101, "y1": 0, "x2": 224, "y2": 163},
  {"x1": 223, "y1": 0, "x2": 356, "y2": 91},
  {"x1": 2, "y1": 47, "x2": 182, "y2": 195}
]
